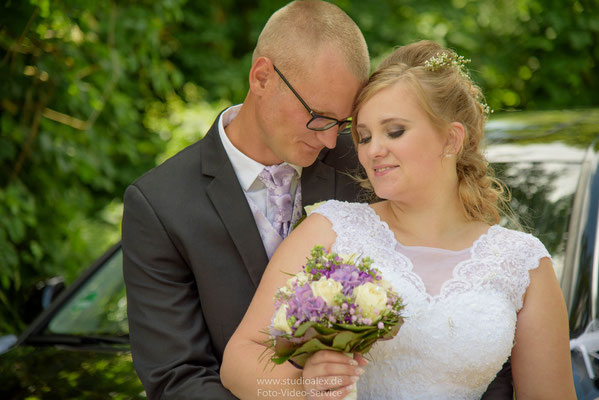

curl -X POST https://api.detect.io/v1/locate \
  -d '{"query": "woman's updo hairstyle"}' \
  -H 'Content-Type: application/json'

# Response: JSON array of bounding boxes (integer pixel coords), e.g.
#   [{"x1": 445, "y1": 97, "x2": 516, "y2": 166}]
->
[{"x1": 352, "y1": 40, "x2": 509, "y2": 225}]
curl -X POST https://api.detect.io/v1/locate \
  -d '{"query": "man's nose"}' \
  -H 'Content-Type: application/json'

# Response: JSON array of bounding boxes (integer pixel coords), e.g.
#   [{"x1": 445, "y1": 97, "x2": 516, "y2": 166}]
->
[{"x1": 315, "y1": 127, "x2": 339, "y2": 149}]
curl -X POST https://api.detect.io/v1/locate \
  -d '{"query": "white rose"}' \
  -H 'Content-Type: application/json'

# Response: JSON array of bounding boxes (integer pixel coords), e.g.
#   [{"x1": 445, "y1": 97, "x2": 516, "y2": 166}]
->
[
  {"x1": 287, "y1": 272, "x2": 310, "y2": 288},
  {"x1": 310, "y1": 277, "x2": 343, "y2": 306},
  {"x1": 273, "y1": 304, "x2": 292, "y2": 334},
  {"x1": 353, "y1": 282, "x2": 388, "y2": 322}
]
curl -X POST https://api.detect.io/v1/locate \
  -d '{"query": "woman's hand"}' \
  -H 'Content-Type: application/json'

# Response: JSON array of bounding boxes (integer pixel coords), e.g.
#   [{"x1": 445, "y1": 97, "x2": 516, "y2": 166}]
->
[{"x1": 302, "y1": 351, "x2": 367, "y2": 399}]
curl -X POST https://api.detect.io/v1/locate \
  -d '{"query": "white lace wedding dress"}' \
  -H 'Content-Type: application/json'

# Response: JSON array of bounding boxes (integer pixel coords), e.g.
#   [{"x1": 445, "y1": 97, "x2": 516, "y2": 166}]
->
[{"x1": 311, "y1": 200, "x2": 550, "y2": 400}]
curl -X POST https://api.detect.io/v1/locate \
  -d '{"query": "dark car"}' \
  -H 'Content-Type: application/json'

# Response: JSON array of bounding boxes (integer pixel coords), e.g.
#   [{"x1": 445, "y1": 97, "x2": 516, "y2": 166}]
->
[
  {"x1": 0, "y1": 109, "x2": 598, "y2": 399},
  {"x1": 0, "y1": 243, "x2": 145, "y2": 399}
]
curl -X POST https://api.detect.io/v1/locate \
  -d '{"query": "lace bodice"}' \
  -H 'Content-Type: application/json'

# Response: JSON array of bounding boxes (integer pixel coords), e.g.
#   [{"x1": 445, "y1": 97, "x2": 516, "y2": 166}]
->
[{"x1": 311, "y1": 200, "x2": 550, "y2": 400}]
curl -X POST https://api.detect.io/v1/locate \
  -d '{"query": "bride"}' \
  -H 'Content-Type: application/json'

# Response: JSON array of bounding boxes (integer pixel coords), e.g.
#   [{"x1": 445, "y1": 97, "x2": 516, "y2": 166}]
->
[{"x1": 221, "y1": 41, "x2": 576, "y2": 399}]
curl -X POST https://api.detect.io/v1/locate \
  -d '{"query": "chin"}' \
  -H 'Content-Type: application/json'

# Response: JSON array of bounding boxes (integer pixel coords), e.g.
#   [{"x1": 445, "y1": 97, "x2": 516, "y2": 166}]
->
[
  {"x1": 291, "y1": 152, "x2": 320, "y2": 167},
  {"x1": 371, "y1": 187, "x2": 396, "y2": 201}
]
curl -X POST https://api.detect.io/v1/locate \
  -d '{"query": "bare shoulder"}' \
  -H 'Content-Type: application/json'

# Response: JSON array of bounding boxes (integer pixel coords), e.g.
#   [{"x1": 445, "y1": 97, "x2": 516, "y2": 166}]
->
[
  {"x1": 520, "y1": 256, "x2": 561, "y2": 317},
  {"x1": 527, "y1": 257, "x2": 557, "y2": 286}
]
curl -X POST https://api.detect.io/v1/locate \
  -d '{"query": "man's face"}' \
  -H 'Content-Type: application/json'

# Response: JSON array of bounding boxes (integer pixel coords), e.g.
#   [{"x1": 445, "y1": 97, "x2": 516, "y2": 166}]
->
[{"x1": 258, "y1": 48, "x2": 363, "y2": 167}]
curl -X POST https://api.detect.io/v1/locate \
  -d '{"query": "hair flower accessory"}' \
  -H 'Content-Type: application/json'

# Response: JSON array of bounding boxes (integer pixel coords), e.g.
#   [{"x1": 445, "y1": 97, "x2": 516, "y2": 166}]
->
[
  {"x1": 481, "y1": 103, "x2": 493, "y2": 116},
  {"x1": 424, "y1": 51, "x2": 493, "y2": 117},
  {"x1": 424, "y1": 51, "x2": 471, "y2": 74}
]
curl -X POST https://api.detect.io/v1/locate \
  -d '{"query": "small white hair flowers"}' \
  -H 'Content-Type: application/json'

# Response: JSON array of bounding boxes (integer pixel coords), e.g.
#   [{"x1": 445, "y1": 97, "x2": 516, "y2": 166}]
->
[{"x1": 424, "y1": 51, "x2": 493, "y2": 117}]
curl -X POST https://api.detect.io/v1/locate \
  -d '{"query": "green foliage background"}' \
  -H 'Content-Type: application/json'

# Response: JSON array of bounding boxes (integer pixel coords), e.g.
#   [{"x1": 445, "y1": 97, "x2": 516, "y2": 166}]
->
[{"x1": 0, "y1": 0, "x2": 598, "y2": 334}]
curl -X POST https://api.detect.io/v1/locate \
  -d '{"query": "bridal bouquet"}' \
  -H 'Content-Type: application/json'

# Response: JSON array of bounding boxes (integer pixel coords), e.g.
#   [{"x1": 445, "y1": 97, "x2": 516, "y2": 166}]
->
[{"x1": 265, "y1": 245, "x2": 405, "y2": 368}]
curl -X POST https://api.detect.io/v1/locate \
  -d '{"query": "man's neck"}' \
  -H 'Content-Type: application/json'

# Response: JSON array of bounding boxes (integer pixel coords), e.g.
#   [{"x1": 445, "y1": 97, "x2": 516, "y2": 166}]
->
[{"x1": 225, "y1": 99, "x2": 282, "y2": 166}]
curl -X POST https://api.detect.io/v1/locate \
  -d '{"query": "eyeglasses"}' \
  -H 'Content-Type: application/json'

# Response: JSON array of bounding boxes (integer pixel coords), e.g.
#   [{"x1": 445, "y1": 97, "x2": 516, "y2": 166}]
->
[{"x1": 273, "y1": 65, "x2": 351, "y2": 135}]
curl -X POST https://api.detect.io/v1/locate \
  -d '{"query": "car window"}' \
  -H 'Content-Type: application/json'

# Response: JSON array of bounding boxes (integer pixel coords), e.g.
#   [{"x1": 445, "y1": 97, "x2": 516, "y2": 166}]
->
[
  {"x1": 46, "y1": 249, "x2": 128, "y2": 336},
  {"x1": 493, "y1": 160, "x2": 581, "y2": 285}
]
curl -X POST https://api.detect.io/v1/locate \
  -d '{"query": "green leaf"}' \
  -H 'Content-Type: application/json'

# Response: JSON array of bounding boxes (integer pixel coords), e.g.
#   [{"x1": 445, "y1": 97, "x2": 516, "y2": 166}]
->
[
  {"x1": 293, "y1": 321, "x2": 317, "y2": 337},
  {"x1": 313, "y1": 324, "x2": 337, "y2": 335},
  {"x1": 333, "y1": 323, "x2": 377, "y2": 332},
  {"x1": 332, "y1": 331, "x2": 357, "y2": 349},
  {"x1": 273, "y1": 338, "x2": 297, "y2": 358},
  {"x1": 294, "y1": 338, "x2": 337, "y2": 355}
]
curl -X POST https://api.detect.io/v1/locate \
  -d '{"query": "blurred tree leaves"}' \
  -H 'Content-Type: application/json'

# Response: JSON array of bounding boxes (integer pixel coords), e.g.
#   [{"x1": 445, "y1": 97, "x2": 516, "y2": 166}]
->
[
  {"x1": 0, "y1": 0, "x2": 598, "y2": 334},
  {"x1": 347, "y1": 0, "x2": 599, "y2": 111},
  {"x1": 0, "y1": 0, "x2": 185, "y2": 333}
]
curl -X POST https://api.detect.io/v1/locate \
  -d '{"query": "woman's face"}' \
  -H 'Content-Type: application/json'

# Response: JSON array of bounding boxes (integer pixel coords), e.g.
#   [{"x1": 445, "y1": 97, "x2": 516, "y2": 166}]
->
[{"x1": 355, "y1": 81, "x2": 453, "y2": 202}]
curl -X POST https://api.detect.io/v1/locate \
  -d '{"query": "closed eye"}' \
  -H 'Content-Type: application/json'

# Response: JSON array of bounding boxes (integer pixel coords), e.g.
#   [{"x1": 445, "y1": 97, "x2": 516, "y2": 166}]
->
[
  {"x1": 358, "y1": 136, "x2": 371, "y2": 144},
  {"x1": 388, "y1": 129, "x2": 405, "y2": 138}
]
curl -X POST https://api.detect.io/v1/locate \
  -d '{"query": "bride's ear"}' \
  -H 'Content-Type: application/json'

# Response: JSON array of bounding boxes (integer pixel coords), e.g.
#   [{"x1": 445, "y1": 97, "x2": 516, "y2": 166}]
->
[{"x1": 444, "y1": 122, "x2": 465, "y2": 157}]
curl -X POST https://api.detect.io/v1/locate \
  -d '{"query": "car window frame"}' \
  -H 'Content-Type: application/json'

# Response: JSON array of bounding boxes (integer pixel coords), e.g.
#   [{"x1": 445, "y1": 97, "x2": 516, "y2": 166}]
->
[{"x1": 15, "y1": 242, "x2": 124, "y2": 347}]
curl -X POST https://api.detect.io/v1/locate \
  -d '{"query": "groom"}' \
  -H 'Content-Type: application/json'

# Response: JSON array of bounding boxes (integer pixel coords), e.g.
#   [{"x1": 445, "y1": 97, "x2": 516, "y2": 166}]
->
[{"x1": 122, "y1": 1, "x2": 512, "y2": 399}]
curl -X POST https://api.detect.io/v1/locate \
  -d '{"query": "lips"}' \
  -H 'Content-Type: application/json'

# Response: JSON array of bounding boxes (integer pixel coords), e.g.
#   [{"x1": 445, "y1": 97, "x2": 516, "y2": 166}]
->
[{"x1": 372, "y1": 165, "x2": 398, "y2": 177}]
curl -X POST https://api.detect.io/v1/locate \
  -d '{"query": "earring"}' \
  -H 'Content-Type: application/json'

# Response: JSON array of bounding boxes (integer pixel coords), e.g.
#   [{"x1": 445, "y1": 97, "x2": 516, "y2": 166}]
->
[{"x1": 444, "y1": 153, "x2": 453, "y2": 158}]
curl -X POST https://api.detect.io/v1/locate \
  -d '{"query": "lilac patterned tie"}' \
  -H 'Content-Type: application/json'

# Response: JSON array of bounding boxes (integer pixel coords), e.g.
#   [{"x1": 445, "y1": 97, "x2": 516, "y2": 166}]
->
[{"x1": 259, "y1": 164, "x2": 297, "y2": 238}]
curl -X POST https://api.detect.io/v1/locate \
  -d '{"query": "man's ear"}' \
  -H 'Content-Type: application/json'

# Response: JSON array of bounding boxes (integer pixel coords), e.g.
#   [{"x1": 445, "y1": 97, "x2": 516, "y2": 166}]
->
[
  {"x1": 249, "y1": 57, "x2": 273, "y2": 96},
  {"x1": 445, "y1": 122, "x2": 466, "y2": 156}
]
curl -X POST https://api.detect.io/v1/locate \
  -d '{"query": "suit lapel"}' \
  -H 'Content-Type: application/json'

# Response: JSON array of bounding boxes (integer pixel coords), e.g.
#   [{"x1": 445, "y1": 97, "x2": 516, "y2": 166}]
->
[{"x1": 201, "y1": 121, "x2": 268, "y2": 288}]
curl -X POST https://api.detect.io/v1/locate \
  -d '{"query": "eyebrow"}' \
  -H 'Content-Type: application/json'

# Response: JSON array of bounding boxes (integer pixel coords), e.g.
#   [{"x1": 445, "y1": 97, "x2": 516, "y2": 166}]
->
[
  {"x1": 356, "y1": 116, "x2": 411, "y2": 129},
  {"x1": 380, "y1": 117, "x2": 411, "y2": 125}
]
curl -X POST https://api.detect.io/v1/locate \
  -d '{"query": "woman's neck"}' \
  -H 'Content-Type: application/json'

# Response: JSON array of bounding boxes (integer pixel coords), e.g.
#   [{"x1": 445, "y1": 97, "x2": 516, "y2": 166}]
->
[{"x1": 376, "y1": 194, "x2": 489, "y2": 250}]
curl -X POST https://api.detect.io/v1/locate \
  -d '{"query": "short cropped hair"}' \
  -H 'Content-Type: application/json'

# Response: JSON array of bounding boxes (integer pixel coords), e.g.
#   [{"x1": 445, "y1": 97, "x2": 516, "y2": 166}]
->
[{"x1": 252, "y1": 0, "x2": 369, "y2": 81}]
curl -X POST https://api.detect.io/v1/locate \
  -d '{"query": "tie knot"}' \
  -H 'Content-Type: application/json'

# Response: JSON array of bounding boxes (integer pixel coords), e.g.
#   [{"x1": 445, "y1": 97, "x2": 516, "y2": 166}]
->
[{"x1": 259, "y1": 164, "x2": 296, "y2": 189}]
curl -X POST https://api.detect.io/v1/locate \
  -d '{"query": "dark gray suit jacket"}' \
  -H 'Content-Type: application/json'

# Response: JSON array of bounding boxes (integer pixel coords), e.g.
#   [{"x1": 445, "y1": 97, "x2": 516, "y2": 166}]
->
[{"x1": 122, "y1": 113, "x2": 513, "y2": 399}]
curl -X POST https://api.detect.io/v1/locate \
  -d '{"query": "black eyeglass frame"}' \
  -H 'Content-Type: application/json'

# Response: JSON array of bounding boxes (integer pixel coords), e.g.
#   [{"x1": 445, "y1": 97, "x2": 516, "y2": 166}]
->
[{"x1": 273, "y1": 65, "x2": 352, "y2": 135}]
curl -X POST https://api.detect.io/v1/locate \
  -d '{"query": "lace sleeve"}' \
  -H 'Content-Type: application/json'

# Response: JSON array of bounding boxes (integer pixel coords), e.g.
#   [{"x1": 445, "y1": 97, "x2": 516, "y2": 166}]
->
[
  {"x1": 308, "y1": 200, "x2": 392, "y2": 256},
  {"x1": 308, "y1": 200, "x2": 366, "y2": 242},
  {"x1": 496, "y1": 229, "x2": 551, "y2": 312}
]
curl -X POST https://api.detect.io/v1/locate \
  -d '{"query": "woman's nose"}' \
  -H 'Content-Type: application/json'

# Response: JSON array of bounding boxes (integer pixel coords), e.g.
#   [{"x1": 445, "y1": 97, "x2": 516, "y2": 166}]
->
[{"x1": 367, "y1": 135, "x2": 387, "y2": 158}]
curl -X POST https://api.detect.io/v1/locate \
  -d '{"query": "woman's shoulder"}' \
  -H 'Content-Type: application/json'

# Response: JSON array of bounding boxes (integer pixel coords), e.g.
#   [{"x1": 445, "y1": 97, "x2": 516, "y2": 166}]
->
[
  {"x1": 306, "y1": 199, "x2": 370, "y2": 217},
  {"x1": 482, "y1": 225, "x2": 551, "y2": 268},
  {"x1": 479, "y1": 226, "x2": 554, "y2": 312},
  {"x1": 487, "y1": 225, "x2": 546, "y2": 246},
  {"x1": 305, "y1": 200, "x2": 386, "y2": 239}
]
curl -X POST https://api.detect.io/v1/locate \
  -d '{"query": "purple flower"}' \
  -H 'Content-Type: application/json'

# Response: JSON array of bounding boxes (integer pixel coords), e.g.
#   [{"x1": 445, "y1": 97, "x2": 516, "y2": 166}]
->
[
  {"x1": 287, "y1": 284, "x2": 328, "y2": 325},
  {"x1": 329, "y1": 264, "x2": 374, "y2": 296}
]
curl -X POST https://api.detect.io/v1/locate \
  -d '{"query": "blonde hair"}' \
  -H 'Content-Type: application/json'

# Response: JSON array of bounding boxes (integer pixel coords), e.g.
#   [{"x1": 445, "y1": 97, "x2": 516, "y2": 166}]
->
[
  {"x1": 352, "y1": 40, "x2": 510, "y2": 225},
  {"x1": 252, "y1": 0, "x2": 369, "y2": 81}
]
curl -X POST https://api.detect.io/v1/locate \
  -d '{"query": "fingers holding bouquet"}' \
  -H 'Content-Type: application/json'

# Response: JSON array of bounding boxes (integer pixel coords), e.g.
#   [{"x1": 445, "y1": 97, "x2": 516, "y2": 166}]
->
[{"x1": 302, "y1": 350, "x2": 366, "y2": 399}]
